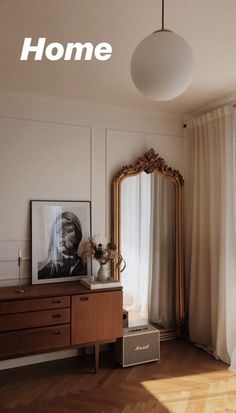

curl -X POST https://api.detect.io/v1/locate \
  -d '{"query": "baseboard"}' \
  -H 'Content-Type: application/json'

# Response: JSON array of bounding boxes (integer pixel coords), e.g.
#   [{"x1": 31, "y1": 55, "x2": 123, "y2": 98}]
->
[
  {"x1": 0, "y1": 344, "x2": 111, "y2": 371},
  {"x1": 0, "y1": 349, "x2": 79, "y2": 371}
]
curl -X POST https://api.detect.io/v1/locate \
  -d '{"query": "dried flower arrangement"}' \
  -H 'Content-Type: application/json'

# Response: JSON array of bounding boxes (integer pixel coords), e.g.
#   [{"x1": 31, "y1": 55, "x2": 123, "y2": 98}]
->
[{"x1": 80, "y1": 237, "x2": 126, "y2": 272}]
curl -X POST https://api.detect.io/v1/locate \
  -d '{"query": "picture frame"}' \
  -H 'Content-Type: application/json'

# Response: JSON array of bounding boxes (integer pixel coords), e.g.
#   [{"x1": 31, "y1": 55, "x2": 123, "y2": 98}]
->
[{"x1": 31, "y1": 200, "x2": 91, "y2": 284}]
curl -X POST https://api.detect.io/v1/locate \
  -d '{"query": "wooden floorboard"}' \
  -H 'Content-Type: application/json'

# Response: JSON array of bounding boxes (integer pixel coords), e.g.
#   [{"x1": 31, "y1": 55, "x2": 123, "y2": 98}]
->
[{"x1": 0, "y1": 339, "x2": 235, "y2": 413}]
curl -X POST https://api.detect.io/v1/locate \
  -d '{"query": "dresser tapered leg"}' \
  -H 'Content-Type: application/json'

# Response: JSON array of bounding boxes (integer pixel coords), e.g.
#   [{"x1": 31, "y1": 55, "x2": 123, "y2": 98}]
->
[{"x1": 94, "y1": 343, "x2": 99, "y2": 373}]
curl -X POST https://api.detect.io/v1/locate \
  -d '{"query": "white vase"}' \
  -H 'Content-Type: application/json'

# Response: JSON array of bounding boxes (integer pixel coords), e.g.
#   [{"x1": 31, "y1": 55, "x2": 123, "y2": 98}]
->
[{"x1": 97, "y1": 263, "x2": 109, "y2": 282}]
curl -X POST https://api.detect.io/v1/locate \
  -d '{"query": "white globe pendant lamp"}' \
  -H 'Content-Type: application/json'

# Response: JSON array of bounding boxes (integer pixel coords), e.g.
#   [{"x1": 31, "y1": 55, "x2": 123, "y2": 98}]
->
[{"x1": 131, "y1": 0, "x2": 194, "y2": 101}]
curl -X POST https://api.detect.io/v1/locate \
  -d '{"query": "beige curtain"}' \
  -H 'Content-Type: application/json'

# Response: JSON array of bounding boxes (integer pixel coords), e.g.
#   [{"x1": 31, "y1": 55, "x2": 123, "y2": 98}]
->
[
  {"x1": 188, "y1": 105, "x2": 236, "y2": 365},
  {"x1": 148, "y1": 174, "x2": 176, "y2": 329}
]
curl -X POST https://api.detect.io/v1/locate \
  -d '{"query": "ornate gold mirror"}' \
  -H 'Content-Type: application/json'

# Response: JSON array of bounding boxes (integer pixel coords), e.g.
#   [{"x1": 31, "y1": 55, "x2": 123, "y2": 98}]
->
[{"x1": 112, "y1": 149, "x2": 185, "y2": 340}]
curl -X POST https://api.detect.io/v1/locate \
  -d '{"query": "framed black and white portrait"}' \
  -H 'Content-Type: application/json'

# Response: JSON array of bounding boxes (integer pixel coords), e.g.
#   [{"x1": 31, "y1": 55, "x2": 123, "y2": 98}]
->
[{"x1": 31, "y1": 200, "x2": 91, "y2": 284}]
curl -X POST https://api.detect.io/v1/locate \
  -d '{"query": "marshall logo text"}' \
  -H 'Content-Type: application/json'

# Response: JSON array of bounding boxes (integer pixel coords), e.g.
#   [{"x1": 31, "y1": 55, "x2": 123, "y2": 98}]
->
[{"x1": 134, "y1": 344, "x2": 150, "y2": 351}]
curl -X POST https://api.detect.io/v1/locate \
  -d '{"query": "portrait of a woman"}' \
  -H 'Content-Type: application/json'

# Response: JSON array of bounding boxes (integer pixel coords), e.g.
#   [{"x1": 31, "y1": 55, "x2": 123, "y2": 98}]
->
[
  {"x1": 31, "y1": 201, "x2": 91, "y2": 284},
  {"x1": 38, "y1": 211, "x2": 86, "y2": 278}
]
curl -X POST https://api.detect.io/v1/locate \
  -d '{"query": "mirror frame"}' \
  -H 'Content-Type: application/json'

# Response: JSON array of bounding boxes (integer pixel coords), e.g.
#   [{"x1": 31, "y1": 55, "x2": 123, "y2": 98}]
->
[{"x1": 112, "y1": 148, "x2": 185, "y2": 340}]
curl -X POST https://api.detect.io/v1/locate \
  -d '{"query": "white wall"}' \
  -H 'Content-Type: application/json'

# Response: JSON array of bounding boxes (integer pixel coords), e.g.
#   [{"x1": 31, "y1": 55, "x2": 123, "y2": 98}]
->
[{"x1": 0, "y1": 90, "x2": 188, "y2": 368}]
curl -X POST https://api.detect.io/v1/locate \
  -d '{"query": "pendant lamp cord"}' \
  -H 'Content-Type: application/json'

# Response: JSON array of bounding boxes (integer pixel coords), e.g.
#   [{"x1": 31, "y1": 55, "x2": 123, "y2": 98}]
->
[{"x1": 162, "y1": 0, "x2": 165, "y2": 30}]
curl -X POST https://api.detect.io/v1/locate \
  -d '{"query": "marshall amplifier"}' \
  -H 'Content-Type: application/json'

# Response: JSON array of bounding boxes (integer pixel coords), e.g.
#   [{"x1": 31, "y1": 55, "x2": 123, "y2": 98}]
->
[{"x1": 115, "y1": 324, "x2": 160, "y2": 367}]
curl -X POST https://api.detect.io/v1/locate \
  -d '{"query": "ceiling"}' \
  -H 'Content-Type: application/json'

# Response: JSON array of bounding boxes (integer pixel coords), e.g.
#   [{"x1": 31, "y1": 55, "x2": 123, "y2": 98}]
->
[{"x1": 0, "y1": 0, "x2": 235, "y2": 115}]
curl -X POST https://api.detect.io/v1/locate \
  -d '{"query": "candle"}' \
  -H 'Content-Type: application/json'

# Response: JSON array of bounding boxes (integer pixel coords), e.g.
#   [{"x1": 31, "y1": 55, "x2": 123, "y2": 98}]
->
[
  {"x1": 16, "y1": 248, "x2": 25, "y2": 293},
  {"x1": 18, "y1": 248, "x2": 22, "y2": 267}
]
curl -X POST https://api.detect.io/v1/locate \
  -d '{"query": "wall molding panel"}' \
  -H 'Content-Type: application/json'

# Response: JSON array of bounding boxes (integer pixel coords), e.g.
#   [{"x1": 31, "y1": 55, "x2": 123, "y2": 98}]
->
[{"x1": 0, "y1": 91, "x2": 187, "y2": 368}]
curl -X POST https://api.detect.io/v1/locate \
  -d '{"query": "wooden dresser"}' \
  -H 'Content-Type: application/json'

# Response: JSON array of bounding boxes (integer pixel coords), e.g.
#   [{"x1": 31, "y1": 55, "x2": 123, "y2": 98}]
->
[{"x1": 0, "y1": 282, "x2": 123, "y2": 371}]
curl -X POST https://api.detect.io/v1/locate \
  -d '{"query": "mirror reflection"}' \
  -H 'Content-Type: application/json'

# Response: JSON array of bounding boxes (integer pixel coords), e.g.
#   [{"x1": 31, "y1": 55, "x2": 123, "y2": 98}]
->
[{"x1": 120, "y1": 171, "x2": 176, "y2": 330}]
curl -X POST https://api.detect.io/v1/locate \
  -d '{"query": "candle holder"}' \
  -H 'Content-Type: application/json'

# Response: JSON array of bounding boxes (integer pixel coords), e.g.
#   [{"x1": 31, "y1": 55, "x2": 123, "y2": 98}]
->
[{"x1": 15, "y1": 250, "x2": 25, "y2": 293}]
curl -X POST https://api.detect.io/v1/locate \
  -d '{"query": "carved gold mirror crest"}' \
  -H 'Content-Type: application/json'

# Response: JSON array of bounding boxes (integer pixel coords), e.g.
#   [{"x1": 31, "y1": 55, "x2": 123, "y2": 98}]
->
[{"x1": 112, "y1": 148, "x2": 185, "y2": 340}]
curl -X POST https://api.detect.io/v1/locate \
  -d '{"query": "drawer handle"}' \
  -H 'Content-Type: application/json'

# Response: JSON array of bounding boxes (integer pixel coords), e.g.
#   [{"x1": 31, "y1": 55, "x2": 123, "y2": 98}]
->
[
  {"x1": 80, "y1": 296, "x2": 89, "y2": 301},
  {"x1": 51, "y1": 331, "x2": 62, "y2": 336},
  {"x1": 51, "y1": 299, "x2": 62, "y2": 304},
  {"x1": 51, "y1": 314, "x2": 62, "y2": 319}
]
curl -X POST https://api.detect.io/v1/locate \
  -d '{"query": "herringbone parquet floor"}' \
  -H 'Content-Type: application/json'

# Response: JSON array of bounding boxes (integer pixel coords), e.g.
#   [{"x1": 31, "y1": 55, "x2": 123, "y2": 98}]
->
[{"x1": 0, "y1": 340, "x2": 235, "y2": 413}]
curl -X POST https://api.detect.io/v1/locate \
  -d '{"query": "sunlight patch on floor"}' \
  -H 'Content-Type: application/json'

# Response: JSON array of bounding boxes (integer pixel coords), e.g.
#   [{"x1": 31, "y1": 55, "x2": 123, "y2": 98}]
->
[{"x1": 141, "y1": 370, "x2": 236, "y2": 413}]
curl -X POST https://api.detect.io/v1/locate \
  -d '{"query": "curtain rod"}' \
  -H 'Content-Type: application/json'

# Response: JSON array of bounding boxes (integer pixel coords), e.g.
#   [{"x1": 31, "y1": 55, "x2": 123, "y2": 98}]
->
[
  {"x1": 183, "y1": 98, "x2": 236, "y2": 128},
  {"x1": 185, "y1": 94, "x2": 236, "y2": 121}
]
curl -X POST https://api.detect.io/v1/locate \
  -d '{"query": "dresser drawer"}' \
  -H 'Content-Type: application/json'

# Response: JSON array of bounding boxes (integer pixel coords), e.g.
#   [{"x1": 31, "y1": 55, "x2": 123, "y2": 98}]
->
[
  {"x1": 0, "y1": 308, "x2": 70, "y2": 332},
  {"x1": 0, "y1": 296, "x2": 70, "y2": 315},
  {"x1": 0, "y1": 324, "x2": 70, "y2": 358}
]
